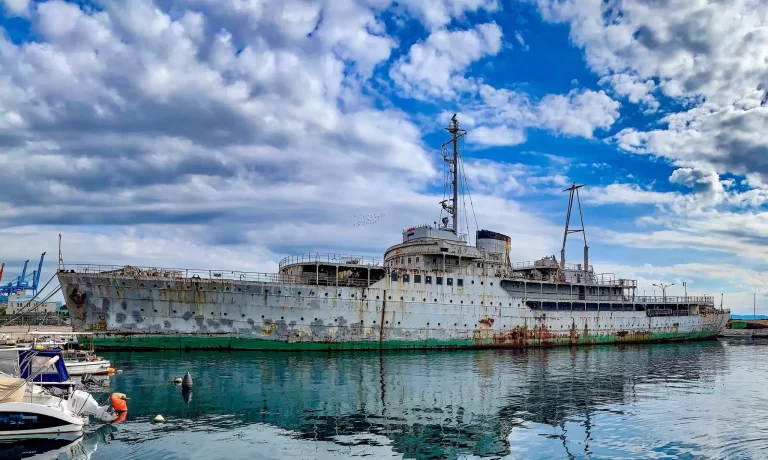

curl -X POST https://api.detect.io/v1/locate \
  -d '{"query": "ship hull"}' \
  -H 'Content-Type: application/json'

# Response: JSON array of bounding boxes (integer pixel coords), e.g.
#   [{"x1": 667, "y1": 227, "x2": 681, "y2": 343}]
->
[
  {"x1": 58, "y1": 272, "x2": 729, "y2": 351},
  {"x1": 81, "y1": 330, "x2": 721, "y2": 351}
]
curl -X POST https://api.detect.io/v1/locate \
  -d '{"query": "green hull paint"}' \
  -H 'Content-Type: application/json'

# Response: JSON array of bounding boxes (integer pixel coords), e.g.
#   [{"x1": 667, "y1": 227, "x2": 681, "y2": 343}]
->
[{"x1": 81, "y1": 331, "x2": 720, "y2": 351}]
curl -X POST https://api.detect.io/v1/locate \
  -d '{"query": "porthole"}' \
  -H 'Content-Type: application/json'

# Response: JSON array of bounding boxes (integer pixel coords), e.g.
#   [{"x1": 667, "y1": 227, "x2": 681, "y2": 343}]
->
[
  {"x1": 464, "y1": 324, "x2": 467, "y2": 327},
  {"x1": 121, "y1": 282, "x2": 125, "y2": 286},
  {"x1": 141, "y1": 308, "x2": 144, "y2": 312},
  {"x1": 398, "y1": 321, "x2": 401, "y2": 325},
  {"x1": 325, "y1": 293, "x2": 328, "y2": 297},
  {"x1": 427, "y1": 322, "x2": 430, "y2": 326},
  {"x1": 153, "y1": 284, "x2": 158, "y2": 288},
  {"x1": 461, "y1": 300, "x2": 464, "y2": 304},
  {"x1": 438, "y1": 323, "x2": 440, "y2": 326},
  {"x1": 481, "y1": 301, "x2": 483, "y2": 305},
  {"x1": 223, "y1": 313, "x2": 227, "y2": 316},
  {"x1": 423, "y1": 298, "x2": 426, "y2": 302},
  {"x1": 363, "y1": 295, "x2": 367, "y2": 299},
  {"x1": 373, "y1": 320, "x2": 377, "y2": 324},
  {"x1": 434, "y1": 298, "x2": 437, "y2": 302},
  {"x1": 412, "y1": 297, "x2": 415, "y2": 301},
  {"x1": 376, "y1": 296, "x2": 380, "y2": 299},
  {"x1": 386, "y1": 321, "x2": 389, "y2": 324},
  {"x1": 310, "y1": 291, "x2": 314, "y2": 295},
  {"x1": 154, "y1": 309, "x2": 157, "y2": 312},
  {"x1": 335, "y1": 318, "x2": 338, "y2": 322},
  {"x1": 388, "y1": 296, "x2": 392, "y2": 300},
  {"x1": 450, "y1": 300, "x2": 453, "y2": 303},
  {"x1": 237, "y1": 288, "x2": 241, "y2": 292},
  {"x1": 213, "y1": 287, "x2": 217, "y2": 291},
  {"x1": 400, "y1": 297, "x2": 404, "y2": 300},
  {"x1": 475, "y1": 324, "x2": 477, "y2": 327},
  {"x1": 509, "y1": 303, "x2": 512, "y2": 306},
  {"x1": 471, "y1": 280, "x2": 474, "y2": 284},
  {"x1": 490, "y1": 282, "x2": 493, "y2": 286},
  {"x1": 351, "y1": 294, "x2": 355, "y2": 298},
  {"x1": 261, "y1": 315, "x2": 264, "y2": 318},
  {"x1": 173, "y1": 310, "x2": 177, "y2": 313},
  {"x1": 140, "y1": 283, "x2": 145, "y2": 287},
  {"x1": 242, "y1": 314, "x2": 246, "y2": 317},
  {"x1": 480, "y1": 281, "x2": 484, "y2": 285},
  {"x1": 298, "y1": 292, "x2": 302, "y2": 296},
  {"x1": 314, "y1": 318, "x2": 317, "y2": 321},
  {"x1": 278, "y1": 290, "x2": 282, "y2": 294},
  {"x1": 338, "y1": 293, "x2": 342, "y2": 297},
  {"x1": 210, "y1": 312, "x2": 214, "y2": 315},
  {"x1": 281, "y1": 316, "x2": 284, "y2": 320},
  {"x1": 454, "y1": 323, "x2": 457, "y2": 326},
  {"x1": 301, "y1": 317, "x2": 304, "y2": 321}
]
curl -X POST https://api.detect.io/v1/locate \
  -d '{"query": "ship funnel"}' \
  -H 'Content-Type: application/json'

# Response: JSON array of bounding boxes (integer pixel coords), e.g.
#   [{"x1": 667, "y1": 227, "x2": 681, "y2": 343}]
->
[{"x1": 476, "y1": 230, "x2": 511, "y2": 268}]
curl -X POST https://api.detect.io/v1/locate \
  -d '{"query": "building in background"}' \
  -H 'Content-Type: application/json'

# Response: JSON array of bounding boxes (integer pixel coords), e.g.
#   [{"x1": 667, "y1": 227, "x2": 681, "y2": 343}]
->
[{"x1": 6, "y1": 294, "x2": 61, "y2": 315}]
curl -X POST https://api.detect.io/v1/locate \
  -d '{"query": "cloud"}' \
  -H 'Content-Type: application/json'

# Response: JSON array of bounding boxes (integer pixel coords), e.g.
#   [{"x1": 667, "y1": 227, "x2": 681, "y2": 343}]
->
[
  {"x1": 390, "y1": 22, "x2": 503, "y2": 99},
  {"x1": 535, "y1": 0, "x2": 768, "y2": 185},
  {"x1": 447, "y1": 85, "x2": 620, "y2": 147},
  {"x1": 398, "y1": 0, "x2": 500, "y2": 30},
  {"x1": 583, "y1": 183, "x2": 676, "y2": 206},
  {"x1": 469, "y1": 125, "x2": 526, "y2": 147}
]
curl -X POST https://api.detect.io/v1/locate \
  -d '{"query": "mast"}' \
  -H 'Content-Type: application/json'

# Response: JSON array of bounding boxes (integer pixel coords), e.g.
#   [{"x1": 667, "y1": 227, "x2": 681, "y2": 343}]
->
[
  {"x1": 441, "y1": 114, "x2": 466, "y2": 234},
  {"x1": 560, "y1": 183, "x2": 589, "y2": 282}
]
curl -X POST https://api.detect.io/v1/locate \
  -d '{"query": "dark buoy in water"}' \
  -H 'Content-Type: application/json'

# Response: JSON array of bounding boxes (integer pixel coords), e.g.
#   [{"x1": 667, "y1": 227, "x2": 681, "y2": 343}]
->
[
  {"x1": 181, "y1": 372, "x2": 193, "y2": 388},
  {"x1": 182, "y1": 386, "x2": 193, "y2": 404}
]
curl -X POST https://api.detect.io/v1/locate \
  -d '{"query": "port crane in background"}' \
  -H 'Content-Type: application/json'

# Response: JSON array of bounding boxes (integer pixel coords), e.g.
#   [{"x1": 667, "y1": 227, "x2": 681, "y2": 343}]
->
[{"x1": 0, "y1": 252, "x2": 46, "y2": 299}]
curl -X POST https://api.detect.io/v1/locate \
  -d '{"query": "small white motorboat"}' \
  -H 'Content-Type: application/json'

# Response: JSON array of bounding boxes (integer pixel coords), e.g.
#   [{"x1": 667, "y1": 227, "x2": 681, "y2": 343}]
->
[
  {"x1": 28, "y1": 332, "x2": 112, "y2": 376},
  {"x1": 0, "y1": 353, "x2": 127, "y2": 439}
]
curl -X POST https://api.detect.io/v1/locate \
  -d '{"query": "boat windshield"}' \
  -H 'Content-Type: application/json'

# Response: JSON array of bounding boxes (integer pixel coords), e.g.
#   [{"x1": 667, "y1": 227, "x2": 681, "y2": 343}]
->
[{"x1": 0, "y1": 349, "x2": 20, "y2": 376}]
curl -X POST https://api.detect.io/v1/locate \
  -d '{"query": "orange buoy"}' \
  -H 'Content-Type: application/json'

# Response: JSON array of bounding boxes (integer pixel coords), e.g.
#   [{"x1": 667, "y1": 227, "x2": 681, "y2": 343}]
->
[
  {"x1": 110, "y1": 392, "x2": 129, "y2": 413},
  {"x1": 112, "y1": 411, "x2": 128, "y2": 424}
]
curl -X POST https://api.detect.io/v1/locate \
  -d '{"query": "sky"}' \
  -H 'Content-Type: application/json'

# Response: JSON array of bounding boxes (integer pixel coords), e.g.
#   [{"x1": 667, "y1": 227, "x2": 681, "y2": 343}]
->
[{"x1": 0, "y1": 0, "x2": 767, "y2": 314}]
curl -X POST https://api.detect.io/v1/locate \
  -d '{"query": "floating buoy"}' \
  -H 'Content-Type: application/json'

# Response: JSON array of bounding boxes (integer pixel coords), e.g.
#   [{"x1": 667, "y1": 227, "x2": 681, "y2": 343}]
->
[
  {"x1": 181, "y1": 372, "x2": 193, "y2": 388},
  {"x1": 172, "y1": 376, "x2": 182, "y2": 384},
  {"x1": 117, "y1": 369, "x2": 123, "y2": 374},
  {"x1": 107, "y1": 368, "x2": 116, "y2": 376},
  {"x1": 153, "y1": 414, "x2": 165, "y2": 423}
]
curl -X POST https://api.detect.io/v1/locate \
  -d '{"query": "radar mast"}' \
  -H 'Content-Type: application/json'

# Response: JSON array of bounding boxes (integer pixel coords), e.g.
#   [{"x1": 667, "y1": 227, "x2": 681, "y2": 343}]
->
[{"x1": 441, "y1": 114, "x2": 466, "y2": 234}]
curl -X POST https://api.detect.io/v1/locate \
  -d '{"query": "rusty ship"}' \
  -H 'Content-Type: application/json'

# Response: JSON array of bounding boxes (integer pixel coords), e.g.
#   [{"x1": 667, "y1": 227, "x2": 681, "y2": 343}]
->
[{"x1": 56, "y1": 115, "x2": 730, "y2": 350}]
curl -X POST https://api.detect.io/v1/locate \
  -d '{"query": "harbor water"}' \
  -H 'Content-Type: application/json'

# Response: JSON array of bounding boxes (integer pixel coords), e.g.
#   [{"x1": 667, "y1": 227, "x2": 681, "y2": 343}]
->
[{"x1": 4, "y1": 339, "x2": 768, "y2": 459}]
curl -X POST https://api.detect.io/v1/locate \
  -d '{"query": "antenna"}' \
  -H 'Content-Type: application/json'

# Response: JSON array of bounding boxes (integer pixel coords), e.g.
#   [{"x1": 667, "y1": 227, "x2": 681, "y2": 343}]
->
[
  {"x1": 440, "y1": 114, "x2": 466, "y2": 234},
  {"x1": 560, "y1": 183, "x2": 588, "y2": 281},
  {"x1": 58, "y1": 233, "x2": 64, "y2": 271}
]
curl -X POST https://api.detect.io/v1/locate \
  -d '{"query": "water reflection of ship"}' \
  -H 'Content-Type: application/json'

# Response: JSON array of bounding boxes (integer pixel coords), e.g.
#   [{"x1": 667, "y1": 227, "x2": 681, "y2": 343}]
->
[{"x1": 107, "y1": 342, "x2": 727, "y2": 459}]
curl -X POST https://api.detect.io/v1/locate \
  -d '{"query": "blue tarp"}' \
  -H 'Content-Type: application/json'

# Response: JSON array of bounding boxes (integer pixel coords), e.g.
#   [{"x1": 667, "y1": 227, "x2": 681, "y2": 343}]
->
[{"x1": 18, "y1": 349, "x2": 71, "y2": 384}]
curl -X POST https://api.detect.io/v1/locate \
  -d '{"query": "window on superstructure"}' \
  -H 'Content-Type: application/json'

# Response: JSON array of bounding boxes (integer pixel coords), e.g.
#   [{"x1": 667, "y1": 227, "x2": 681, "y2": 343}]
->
[
  {"x1": 403, "y1": 274, "x2": 410, "y2": 282},
  {"x1": 457, "y1": 279, "x2": 463, "y2": 287},
  {"x1": 426, "y1": 276, "x2": 432, "y2": 284},
  {"x1": 433, "y1": 258, "x2": 437, "y2": 264},
  {"x1": 447, "y1": 278, "x2": 453, "y2": 286},
  {"x1": 437, "y1": 277, "x2": 443, "y2": 285},
  {"x1": 416, "y1": 257, "x2": 419, "y2": 262},
  {"x1": 391, "y1": 273, "x2": 398, "y2": 281},
  {"x1": 408, "y1": 257, "x2": 411, "y2": 263},
  {"x1": 414, "y1": 274, "x2": 422, "y2": 283}
]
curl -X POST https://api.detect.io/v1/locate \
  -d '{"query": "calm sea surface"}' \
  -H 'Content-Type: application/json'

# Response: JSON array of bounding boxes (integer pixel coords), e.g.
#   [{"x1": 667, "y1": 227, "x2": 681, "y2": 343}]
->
[{"x1": 4, "y1": 339, "x2": 768, "y2": 459}]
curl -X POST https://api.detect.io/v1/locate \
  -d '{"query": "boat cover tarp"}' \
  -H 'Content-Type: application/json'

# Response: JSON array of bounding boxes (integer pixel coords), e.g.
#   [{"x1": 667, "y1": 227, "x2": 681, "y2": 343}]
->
[
  {"x1": 0, "y1": 375, "x2": 25, "y2": 402},
  {"x1": 18, "y1": 349, "x2": 71, "y2": 384}
]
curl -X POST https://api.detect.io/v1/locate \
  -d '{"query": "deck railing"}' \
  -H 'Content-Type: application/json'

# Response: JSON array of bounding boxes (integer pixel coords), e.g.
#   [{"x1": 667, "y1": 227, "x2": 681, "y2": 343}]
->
[
  {"x1": 278, "y1": 253, "x2": 383, "y2": 270},
  {"x1": 59, "y1": 264, "x2": 377, "y2": 287}
]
